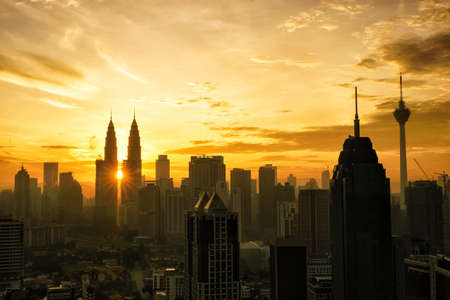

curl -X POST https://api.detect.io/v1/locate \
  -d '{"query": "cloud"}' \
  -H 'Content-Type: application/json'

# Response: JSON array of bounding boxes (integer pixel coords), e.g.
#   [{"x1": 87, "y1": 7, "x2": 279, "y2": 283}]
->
[
  {"x1": 40, "y1": 98, "x2": 78, "y2": 109},
  {"x1": 22, "y1": 51, "x2": 83, "y2": 79},
  {"x1": 191, "y1": 140, "x2": 212, "y2": 145},
  {"x1": 88, "y1": 136, "x2": 97, "y2": 150},
  {"x1": 379, "y1": 32, "x2": 450, "y2": 74},
  {"x1": 407, "y1": 0, "x2": 450, "y2": 29},
  {"x1": 356, "y1": 77, "x2": 428, "y2": 88},
  {"x1": 250, "y1": 56, "x2": 319, "y2": 68},
  {"x1": 96, "y1": 47, "x2": 146, "y2": 83},
  {"x1": 188, "y1": 81, "x2": 217, "y2": 93},
  {"x1": 278, "y1": 110, "x2": 292, "y2": 113},
  {"x1": 280, "y1": 10, "x2": 324, "y2": 32},
  {"x1": 357, "y1": 57, "x2": 380, "y2": 69},
  {"x1": 41, "y1": 145, "x2": 78, "y2": 149},
  {"x1": 320, "y1": 24, "x2": 339, "y2": 31}
]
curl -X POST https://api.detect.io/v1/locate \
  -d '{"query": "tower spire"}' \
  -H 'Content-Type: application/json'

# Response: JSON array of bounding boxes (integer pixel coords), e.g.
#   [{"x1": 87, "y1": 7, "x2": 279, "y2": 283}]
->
[
  {"x1": 133, "y1": 105, "x2": 136, "y2": 120},
  {"x1": 354, "y1": 86, "x2": 360, "y2": 137},
  {"x1": 110, "y1": 108, "x2": 112, "y2": 121},
  {"x1": 400, "y1": 73, "x2": 403, "y2": 104}
]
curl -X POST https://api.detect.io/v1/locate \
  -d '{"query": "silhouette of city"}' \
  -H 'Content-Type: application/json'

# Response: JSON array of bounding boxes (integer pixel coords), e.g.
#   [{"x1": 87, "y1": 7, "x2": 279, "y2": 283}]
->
[{"x1": 0, "y1": 1, "x2": 449, "y2": 300}]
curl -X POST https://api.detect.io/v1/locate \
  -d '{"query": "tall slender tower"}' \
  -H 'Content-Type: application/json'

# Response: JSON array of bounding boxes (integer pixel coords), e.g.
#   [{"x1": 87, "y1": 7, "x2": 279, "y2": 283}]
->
[
  {"x1": 122, "y1": 113, "x2": 142, "y2": 203},
  {"x1": 95, "y1": 114, "x2": 118, "y2": 231},
  {"x1": 393, "y1": 74, "x2": 410, "y2": 208},
  {"x1": 330, "y1": 87, "x2": 394, "y2": 299}
]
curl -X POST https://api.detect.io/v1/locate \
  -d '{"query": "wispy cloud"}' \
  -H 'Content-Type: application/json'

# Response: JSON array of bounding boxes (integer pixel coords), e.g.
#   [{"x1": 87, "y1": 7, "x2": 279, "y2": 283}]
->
[
  {"x1": 96, "y1": 46, "x2": 146, "y2": 83},
  {"x1": 250, "y1": 56, "x2": 319, "y2": 68},
  {"x1": 41, "y1": 145, "x2": 78, "y2": 149},
  {"x1": 40, "y1": 98, "x2": 78, "y2": 109}
]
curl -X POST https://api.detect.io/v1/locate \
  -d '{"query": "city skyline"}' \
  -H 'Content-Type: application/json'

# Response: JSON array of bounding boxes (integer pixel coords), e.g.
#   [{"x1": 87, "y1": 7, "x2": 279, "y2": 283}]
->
[{"x1": 1, "y1": 0, "x2": 449, "y2": 193}]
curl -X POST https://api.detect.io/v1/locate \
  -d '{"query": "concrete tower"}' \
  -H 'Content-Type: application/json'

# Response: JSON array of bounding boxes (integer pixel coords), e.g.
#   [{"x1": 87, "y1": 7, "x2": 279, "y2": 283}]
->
[{"x1": 393, "y1": 74, "x2": 410, "y2": 207}]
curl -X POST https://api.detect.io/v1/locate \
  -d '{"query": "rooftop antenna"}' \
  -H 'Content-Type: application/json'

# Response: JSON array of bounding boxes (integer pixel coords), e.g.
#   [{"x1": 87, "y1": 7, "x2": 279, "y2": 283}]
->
[
  {"x1": 110, "y1": 108, "x2": 112, "y2": 121},
  {"x1": 354, "y1": 86, "x2": 360, "y2": 137},
  {"x1": 133, "y1": 105, "x2": 136, "y2": 120}
]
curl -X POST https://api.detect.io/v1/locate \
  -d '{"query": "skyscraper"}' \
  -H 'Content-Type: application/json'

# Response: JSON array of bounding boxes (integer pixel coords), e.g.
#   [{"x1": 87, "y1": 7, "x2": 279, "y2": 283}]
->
[
  {"x1": 95, "y1": 116, "x2": 118, "y2": 231},
  {"x1": 230, "y1": 168, "x2": 251, "y2": 238},
  {"x1": 287, "y1": 174, "x2": 297, "y2": 198},
  {"x1": 14, "y1": 166, "x2": 30, "y2": 224},
  {"x1": 29, "y1": 178, "x2": 41, "y2": 224},
  {"x1": 185, "y1": 192, "x2": 240, "y2": 299},
  {"x1": 330, "y1": 87, "x2": 394, "y2": 299},
  {"x1": 298, "y1": 189, "x2": 330, "y2": 256},
  {"x1": 270, "y1": 239, "x2": 307, "y2": 300},
  {"x1": 59, "y1": 172, "x2": 83, "y2": 224},
  {"x1": 121, "y1": 114, "x2": 142, "y2": 205},
  {"x1": 156, "y1": 155, "x2": 170, "y2": 180},
  {"x1": 138, "y1": 183, "x2": 161, "y2": 239},
  {"x1": 259, "y1": 164, "x2": 277, "y2": 239},
  {"x1": 393, "y1": 74, "x2": 411, "y2": 208},
  {"x1": 321, "y1": 169, "x2": 330, "y2": 190},
  {"x1": 43, "y1": 162, "x2": 58, "y2": 195},
  {"x1": 188, "y1": 155, "x2": 225, "y2": 204},
  {"x1": 0, "y1": 217, "x2": 24, "y2": 292},
  {"x1": 165, "y1": 188, "x2": 184, "y2": 236},
  {"x1": 406, "y1": 180, "x2": 443, "y2": 253}
]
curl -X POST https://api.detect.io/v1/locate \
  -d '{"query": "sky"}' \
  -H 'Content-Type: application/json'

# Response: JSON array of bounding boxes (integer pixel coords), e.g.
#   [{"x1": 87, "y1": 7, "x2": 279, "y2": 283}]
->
[{"x1": 0, "y1": 0, "x2": 449, "y2": 196}]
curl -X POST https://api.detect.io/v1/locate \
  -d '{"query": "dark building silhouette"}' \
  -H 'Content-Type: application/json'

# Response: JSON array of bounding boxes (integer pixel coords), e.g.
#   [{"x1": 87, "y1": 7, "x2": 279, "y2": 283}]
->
[
  {"x1": 406, "y1": 180, "x2": 443, "y2": 253},
  {"x1": 95, "y1": 116, "x2": 118, "y2": 231},
  {"x1": 138, "y1": 183, "x2": 161, "y2": 239},
  {"x1": 188, "y1": 155, "x2": 225, "y2": 207},
  {"x1": 58, "y1": 172, "x2": 83, "y2": 224},
  {"x1": 298, "y1": 189, "x2": 330, "y2": 256},
  {"x1": 0, "y1": 190, "x2": 14, "y2": 217},
  {"x1": 0, "y1": 217, "x2": 24, "y2": 292},
  {"x1": 43, "y1": 162, "x2": 58, "y2": 194},
  {"x1": 230, "y1": 168, "x2": 251, "y2": 239},
  {"x1": 259, "y1": 164, "x2": 277, "y2": 239},
  {"x1": 330, "y1": 88, "x2": 394, "y2": 299},
  {"x1": 393, "y1": 74, "x2": 410, "y2": 208},
  {"x1": 121, "y1": 114, "x2": 142, "y2": 204},
  {"x1": 14, "y1": 166, "x2": 30, "y2": 225},
  {"x1": 29, "y1": 178, "x2": 41, "y2": 224},
  {"x1": 156, "y1": 154, "x2": 170, "y2": 180},
  {"x1": 321, "y1": 170, "x2": 330, "y2": 190},
  {"x1": 184, "y1": 192, "x2": 240, "y2": 299},
  {"x1": 181, "y1": 178, "x2": 192, "y2": 210},
  {"x1": 270, "y1": 239, "x2": 307, "y2": 300}
]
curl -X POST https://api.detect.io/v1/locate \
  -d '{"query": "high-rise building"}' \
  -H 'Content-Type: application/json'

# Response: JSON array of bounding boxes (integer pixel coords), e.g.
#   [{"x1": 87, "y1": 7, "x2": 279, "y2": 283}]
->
[
  {"x1": 259, "y1": 164, "x2": 277, "y2": 239},
  {"x1": 29, "y1": 178, "x2": 41, "y2": 223},
  {"x1": 165, "y1": 188, "x2": 184, "y2": 236},
  {"x1": 43, "y1": 162, "x2": 58, "y2": 194},
  {"x1": 298, "y1": 189, "x2": 330, "y2": 256},
  {"x1": 121, "y1": 115, "x2": 142, "y2": 205},
  {"x1": 95, "y1": 116, "x2": 118, "y2": 231},
  {"x1": 321, "y1": 170, "x2": 330, "y2": 190},
  {"x1": 287, "y1": 174, "x2": 297, "y2": 198},
  {"x1": 14, "y1": 166, "x2": 30, "y2": 224},
  {"x1": 330, "y1": 87, "x2": 394, "y2": 299},
  {"x1": 156, "y1": 155, "x2": 170, "y2": 180},
  {"x1": 406, "y1": 180, "x2": 443, "y2": 253},
  {"x1": 0, "y1": 190, "x2": 14, "y2": 217},
  {"x1": 58, "y1": 172, "x2": 83, "y2": 224},
  {"x1": 437, "y1": 173, "x2": 450, "y2": 254},
  {"x1": 189, "y1": 155, "x2": 225, "y2": 202},
  {"x1": 0, "y1": 218, "x2": 24, "y2": 292},
  {"x1": 270, "y1": 239, "x2": 307, "y2": 300},
  {"x1": 230, "y1": 168, "x2": 251, "y2": 237},
  {"x1": 394, "y1": 75, "x2": 411, "y2": 208},
  {"x1": 276, "y1": 201, "x2": 297, "y2": 239},
  {"x1": 138, "y1": 183, "x2": 161, "y2": 240},
  {"x1": 185, "y1": 192, "x2": 240, "y2": 299},
  {"x1": 251, "y1": 179, "x2": 258, "y2": 227},
  {"x1": 181, "y1": 178, "x2": 193, "y2": 210}
]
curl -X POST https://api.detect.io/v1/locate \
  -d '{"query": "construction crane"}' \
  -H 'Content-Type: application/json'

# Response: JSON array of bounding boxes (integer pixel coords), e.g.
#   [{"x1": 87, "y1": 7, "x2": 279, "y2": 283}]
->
[{"x1": 413, "y1": 158, "x2": 430, "y2": 180}]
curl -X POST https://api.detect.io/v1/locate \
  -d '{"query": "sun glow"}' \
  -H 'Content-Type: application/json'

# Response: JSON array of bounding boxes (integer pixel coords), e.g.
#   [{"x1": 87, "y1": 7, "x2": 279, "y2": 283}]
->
[{"x1": 117, "y1": 170, "x2": 123, "y2": 180}]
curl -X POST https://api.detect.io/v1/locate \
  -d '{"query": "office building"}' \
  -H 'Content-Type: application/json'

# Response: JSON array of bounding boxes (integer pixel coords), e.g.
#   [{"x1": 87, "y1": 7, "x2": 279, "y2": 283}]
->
[
  {"x1": 393, "y1": 75, "x2": 411, "y2": 208},
  {"x1": 181, "y1": 178, "x2": 193, "y2": 210},
  {"x1": 276, "y1": 201, "x2": 297, "y2": 239},
  {"x1": 287, "y1": 174, "x2": 297, "y2": 198},
  {"x1": 251, "y1": 179, "x2": 258, "y2": 227},
  {"x1": 230, "y1": 168, "x2": 251, "y2": 237},
  {"x1": 43, "y1": 162, "x2": 58, "y2": 194},
  {"x1": 185, "y1": 192, "x2": 240, "y2": 299},
  {"x1": 156, "y1": 155, "x2": 170, "y2": 180},
  {"x1": 0, "y1": 218, "x2": 24, "y2": 292},
  {"x1": 330, "y1": 88, "x2": 394, "y2": 299},
  {"x1": 406, "y1": 180, "x2": 444, "y2": 253},
  {"x1": 259, "y1": 164, "x2": 277, "y2": 239},
  {"x1": 165, "y1": 188, "x2": 184, "y2": 235},
  {"x1": 95, "y1": 116, "x2": 118, "y2": 232},
  {"x1": 0, "y1": 190, "x2": 14, "y2": 217},
  {"x1": 14, "y1": 166, "x2": 30, "y2": 224},
  {"x1": 138, "y1": 183, "x2": 161, "y2": 240},
  {"x1": 189, "y1": 155, "x2": 225, "y2": 204},
  {"x1": 29, "y1": 178, "x2": 41, "y2": 223},
  {"x1": 24, "y1": 225, "x2": 65, "y2": 248},
  {"x1": 58, "y1": 172, "x2": 83, "y2": 224},
  {"x1": 321, "y1": 170, "x2": 330, "y2": 190},
  {"x1": 270, "y1": 239, "x2": 307, "y2": 300},
  {"x1": 437, "y1": 173, "x2": 450, "y2": 254},
  {"x1": 298, "y1": 189, "x2": 330, "y2": 256}
]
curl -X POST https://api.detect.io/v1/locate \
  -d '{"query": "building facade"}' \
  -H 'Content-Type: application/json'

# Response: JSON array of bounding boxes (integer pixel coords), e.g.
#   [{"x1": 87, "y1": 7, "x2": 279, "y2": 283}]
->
[
  {"x1": 14, "y1": 166, "x2": 31, "y2": 224},
  {"x1": 156, "y1": 155, "x2": 170, "y2": 181},
  {"x1": 259, "y1": 164, "x2": 277, "y2": 239},
  {"x1": 189, "y1": 156, "x2": 226, "y2": 205},
  {"x1": 0, "y1": 218, "x2": 24, "y2": 292},
  {"x1": 230, "y1": 168, "x2": 251, "y2": 238}
]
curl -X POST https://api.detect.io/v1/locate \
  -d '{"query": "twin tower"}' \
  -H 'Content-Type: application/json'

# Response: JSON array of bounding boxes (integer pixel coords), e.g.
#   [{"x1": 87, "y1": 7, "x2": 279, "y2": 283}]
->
[{"x1": 95, "y1": 114, "x2": 142, "y2": 231}]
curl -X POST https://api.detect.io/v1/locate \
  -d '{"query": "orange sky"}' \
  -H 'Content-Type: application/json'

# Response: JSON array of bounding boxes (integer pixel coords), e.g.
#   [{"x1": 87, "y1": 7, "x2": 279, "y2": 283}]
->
[{"x1": 0, "y1": 0, "x2": 449, "y2": 196}]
